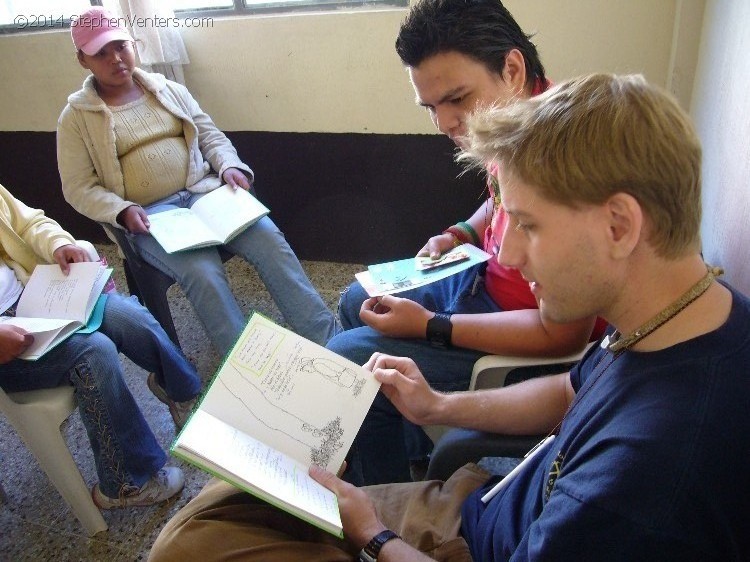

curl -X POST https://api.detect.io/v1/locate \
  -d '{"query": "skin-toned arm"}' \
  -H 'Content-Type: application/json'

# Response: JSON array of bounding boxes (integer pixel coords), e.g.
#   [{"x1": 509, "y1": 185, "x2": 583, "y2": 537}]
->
[
  {"x1": 419, "y1": 200, "x2": 493, "y2": 259},
  {"x1": 364, "y1": 194, "x2": 594, "y2": 357},
  {"x1": 309, "y1": 466, "x2": 435, "y2": 562},
  {"x1": 361, "y1": 296, "x2": 594, "y2": 358},
  {"x1": 368, "y1": 353, "x2": 574, "y2": 435},
  {"x1": 309, "y1": 352, "x2": 574, "y2": 562}
]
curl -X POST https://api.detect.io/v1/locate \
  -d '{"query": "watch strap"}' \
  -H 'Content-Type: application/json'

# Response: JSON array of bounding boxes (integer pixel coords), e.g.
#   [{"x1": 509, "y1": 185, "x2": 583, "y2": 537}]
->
[
  {"x1": 358, "y1": 529, "x2": 400, "y2": 562},
  {"x1": 426, "y1": 312, "x2": 453, "y2": 347}
]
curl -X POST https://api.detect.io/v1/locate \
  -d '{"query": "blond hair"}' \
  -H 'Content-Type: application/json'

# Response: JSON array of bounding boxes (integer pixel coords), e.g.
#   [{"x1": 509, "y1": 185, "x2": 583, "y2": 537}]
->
[{"x1": 461, "y1": 73, "x2": 702, "y2": 258}]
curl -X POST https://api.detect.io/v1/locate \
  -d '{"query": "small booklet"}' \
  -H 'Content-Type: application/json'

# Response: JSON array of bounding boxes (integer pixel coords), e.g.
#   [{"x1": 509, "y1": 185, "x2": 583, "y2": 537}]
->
[
  {"x1": 356, "y1": 243, "x2": 492, "y2": 297},
  {"x1": 171, "y1": 313, "x2": 381, "y2": 537},
  {"x1": 0, "y1": 262, "x2": 112, "y2": 360},
  {"x1": 147, "y1": 185, "x2": 270, "y2": 253}
]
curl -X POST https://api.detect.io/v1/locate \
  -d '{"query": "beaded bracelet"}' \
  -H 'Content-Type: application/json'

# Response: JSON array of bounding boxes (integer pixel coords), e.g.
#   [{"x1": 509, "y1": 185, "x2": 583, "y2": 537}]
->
[
  {"x1": 443, "y1": 229, "x2": 463, "y2": 248},
  {"x1": 443, "y1": 221, "x2": 480, "y2": 247}
]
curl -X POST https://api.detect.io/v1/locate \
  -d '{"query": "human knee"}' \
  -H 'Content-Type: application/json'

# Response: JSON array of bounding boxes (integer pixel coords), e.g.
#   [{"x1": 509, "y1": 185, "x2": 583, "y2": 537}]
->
[
  {"x1": 337, "y1": 282, "x2": 368, "y2": 329},
  {"x1": 325, "y1": 329, "x2": 375, "y2": 365}
]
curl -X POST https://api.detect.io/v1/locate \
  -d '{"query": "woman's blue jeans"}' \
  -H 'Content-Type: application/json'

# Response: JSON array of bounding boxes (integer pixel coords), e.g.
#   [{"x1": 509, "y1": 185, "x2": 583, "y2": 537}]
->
[
  {"x1": 129, "y1": 190, "x2": 337, "y2": 356},
  {"x1": 326, "y1": 264, "x2": 502, "y2": 485},
  {"x1": 0, "y1": 293, "x2": 201, "y2": 497}
]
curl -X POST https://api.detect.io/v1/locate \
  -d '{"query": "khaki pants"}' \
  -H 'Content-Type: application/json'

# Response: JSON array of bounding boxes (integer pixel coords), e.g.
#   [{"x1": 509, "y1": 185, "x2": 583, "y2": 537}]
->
[{"x1": 149, "y1": 464, "x2": 490, "y2": 562}]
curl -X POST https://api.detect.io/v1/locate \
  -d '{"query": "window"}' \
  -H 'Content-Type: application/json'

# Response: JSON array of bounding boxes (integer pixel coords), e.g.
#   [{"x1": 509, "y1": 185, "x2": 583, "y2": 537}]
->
[
  {"x1": 173, "y1": 0, "x2": 405, "y2": 18},
  {"x1": 1, "y1": 0, "x2": 405, "y2": 32}
]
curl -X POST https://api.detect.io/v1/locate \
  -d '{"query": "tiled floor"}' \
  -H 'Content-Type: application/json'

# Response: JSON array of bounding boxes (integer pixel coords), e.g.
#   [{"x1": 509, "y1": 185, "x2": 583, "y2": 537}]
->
[{"x1": 0, "y1": 245, "x2": 363, "y2": 561}]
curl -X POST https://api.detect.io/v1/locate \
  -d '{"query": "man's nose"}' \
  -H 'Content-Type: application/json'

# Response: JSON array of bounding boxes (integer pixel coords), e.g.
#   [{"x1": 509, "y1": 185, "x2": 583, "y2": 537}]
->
[
  {"x1": 433, "y1": 105, "x2": 460, "y2": 137},
  {"x1": 496, "y1": 222, "x2": 524, "y2": 269}
]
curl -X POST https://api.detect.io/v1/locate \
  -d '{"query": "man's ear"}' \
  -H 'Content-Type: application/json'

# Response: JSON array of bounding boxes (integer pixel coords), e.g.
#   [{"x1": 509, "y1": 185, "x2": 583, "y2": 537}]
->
[
  {"x1": 502, "y1": 48, "x2": 528, "y2": 94},
  {"x1": 605, "y1": 193, "x2": 643, "y2": 259}
]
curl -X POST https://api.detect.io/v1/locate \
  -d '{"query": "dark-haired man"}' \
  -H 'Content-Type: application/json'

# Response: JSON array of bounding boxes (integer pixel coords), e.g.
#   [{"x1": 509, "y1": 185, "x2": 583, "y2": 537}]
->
[{"x1": 328, "y1": 0, "x2": 602, "y2": 486}]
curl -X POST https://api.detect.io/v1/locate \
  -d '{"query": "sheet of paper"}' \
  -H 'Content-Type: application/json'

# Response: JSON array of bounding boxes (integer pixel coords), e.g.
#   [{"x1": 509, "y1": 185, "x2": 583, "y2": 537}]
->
[
  {"x1": 191, "y1": 185, "x2": 270, "y2": 242},
  {"x1": 16, "y1": 262, "x2": 109, "y2": 322},
  {"x1": 147, "y1": 208, "x2": 222, "y2": 253},
  {"x1": 358, "y1": 243, "x2": 492, "y2": 297},
  {"x1": 178, "y1": 409, "x2": 341, "y2": 531},
  {"x1": 0, "y1": 316, "x2": 83, "y2": 360},
  {"x1": 198, "y1": 314, "x2": 381, "y2": 474}
]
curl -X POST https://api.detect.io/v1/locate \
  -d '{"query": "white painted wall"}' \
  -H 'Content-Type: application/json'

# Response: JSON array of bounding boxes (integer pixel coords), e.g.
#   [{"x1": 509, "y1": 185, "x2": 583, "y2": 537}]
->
[
  {"x1": 691, "y1": 0, "x2": 750, "y2": 295},
  {"x1": 0, "y1": 0, "x2": 700, "y2": 132}
]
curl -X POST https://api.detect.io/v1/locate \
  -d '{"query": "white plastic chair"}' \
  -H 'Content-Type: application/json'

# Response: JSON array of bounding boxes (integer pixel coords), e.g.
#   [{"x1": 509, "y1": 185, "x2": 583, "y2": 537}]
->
[
  {"x1": 0, "y1": 380, "x2": 108, "y2": 535},
  {"x1": 423, "y1": 343, "x2": 594, "y2": 479},
  {"x1": 0, "y1": 239, "x2": 108, "y2": 534}
]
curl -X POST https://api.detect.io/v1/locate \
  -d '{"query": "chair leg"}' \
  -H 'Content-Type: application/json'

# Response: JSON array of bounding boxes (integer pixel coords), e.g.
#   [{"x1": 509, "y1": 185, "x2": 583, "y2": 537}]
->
[{"x1": 13, "y1": 413, "x2": 107, "y2": 535}]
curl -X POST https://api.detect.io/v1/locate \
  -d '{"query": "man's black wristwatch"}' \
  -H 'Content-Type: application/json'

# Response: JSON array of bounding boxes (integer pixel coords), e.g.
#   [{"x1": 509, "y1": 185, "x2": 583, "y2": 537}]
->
[
  {"x1": 358, "y1": 529, "x2": 400, "y2": 562},
  {"x1": 426, "y1": 312, "x2": 453, "y2": 347}
]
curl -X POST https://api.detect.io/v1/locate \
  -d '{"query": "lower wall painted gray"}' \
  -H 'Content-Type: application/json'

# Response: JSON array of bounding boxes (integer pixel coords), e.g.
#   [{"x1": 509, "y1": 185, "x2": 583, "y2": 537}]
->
[{"x1": 0, "y1": 131, "x2": 486, "y2": 263}]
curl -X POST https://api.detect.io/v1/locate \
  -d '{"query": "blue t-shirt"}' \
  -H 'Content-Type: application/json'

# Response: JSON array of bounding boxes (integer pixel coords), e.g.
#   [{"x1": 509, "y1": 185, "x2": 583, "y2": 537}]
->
[{"x1": 461, "y1": 282, "x2": 750, "y2": 561}]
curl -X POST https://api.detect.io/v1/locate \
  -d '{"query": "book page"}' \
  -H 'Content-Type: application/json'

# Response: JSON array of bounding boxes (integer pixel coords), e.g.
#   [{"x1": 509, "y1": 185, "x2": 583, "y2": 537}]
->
[
  {"x1": 197, "y1": 314, "x2": 381, "y2": 474},
  {"x1": 0, "y1": 317, "x2": 83, "y2": 360},
  {"x1": 147, "y1": 208, "x2": 223, "y2": 253},
  {"x1": 190, "y1": 185, "x2": 269, "y2": 243},
  {"x1": 177, "y1": 410, "x2": 341, "y2": 534},
  {"x1": 16, "y1": 262, "x2": 107, "y2": 322},
  {"x1": 359, "y1": 243, "x2": 493, "y2": 297}
]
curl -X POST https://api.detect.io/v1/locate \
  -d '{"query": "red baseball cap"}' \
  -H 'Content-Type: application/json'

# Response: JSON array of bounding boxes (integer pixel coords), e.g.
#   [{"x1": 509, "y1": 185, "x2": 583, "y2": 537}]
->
[{"x1": 71, "y1": 7, "x2": 132, "y2": 56}]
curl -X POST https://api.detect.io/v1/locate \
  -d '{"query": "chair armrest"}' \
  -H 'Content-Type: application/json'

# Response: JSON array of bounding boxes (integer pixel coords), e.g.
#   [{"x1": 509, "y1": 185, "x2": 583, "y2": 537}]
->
[
  {"x1": 470, "y1": 342, "x2": 594, "y2": 390},
  {"x1": 425, "y1": 428, "x2": 543, "y2": 481}
]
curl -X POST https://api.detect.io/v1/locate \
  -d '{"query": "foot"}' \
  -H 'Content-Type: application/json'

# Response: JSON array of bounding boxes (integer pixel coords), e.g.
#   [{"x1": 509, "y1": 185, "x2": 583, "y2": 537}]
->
[
  {"x1": 147, "y1": 372, "x2": 197, "y2": 430},
  {"x1": 92, "y1": 466, "x2": 184, "y2": 509}
]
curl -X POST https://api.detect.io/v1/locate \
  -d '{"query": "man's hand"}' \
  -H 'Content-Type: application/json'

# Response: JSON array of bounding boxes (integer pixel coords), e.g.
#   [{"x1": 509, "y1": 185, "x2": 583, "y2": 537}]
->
[
  {"x1": 223, "y1": 168, "x2": 252, "y2": 191},
  {"x1": 0, "y1": 324, "x2": 33, "y2": 364},
  {"x1": 417, "y1": 233, "x2": 458, "y2": 260},
  {"x1": 365, "y1": 353, "x2": 442, "y2": 426},
  {"x1": 117, "y1": 205, "x2": 150, "y2": 234},
  {"x1": 309, "y1": 465, "x2": 386, "y2": 549},
  {"x1": 359, "y1": 295, "x2": 432, "y2": 338},
  {"x1": 52, "y1": 244, "x2": 91, "y2": 275}
]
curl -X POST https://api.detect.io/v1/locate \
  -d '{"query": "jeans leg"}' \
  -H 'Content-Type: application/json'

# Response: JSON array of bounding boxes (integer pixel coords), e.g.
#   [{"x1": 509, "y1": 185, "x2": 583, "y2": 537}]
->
[
  {"x1": 337, "y1": 264, "x2": 492, "y2": 332},
  {"x1": 130, "y1": 232, "x2": 246, "y2": 357},
  {"x1": 99, "y1": 293, "x2": 201, "y2": 402},
  {"x1": 0, "y1": 331, "x2": 167, "y2": 498},
  {"x1": 329, "y1": 266, "x2": 503, "y2": 485},
  {"x1": 337, "y1": 281, "x2": 369, "y2": 330},
  {"x1": 225, "y1": 217, "x2": 338, "y2": 346}
]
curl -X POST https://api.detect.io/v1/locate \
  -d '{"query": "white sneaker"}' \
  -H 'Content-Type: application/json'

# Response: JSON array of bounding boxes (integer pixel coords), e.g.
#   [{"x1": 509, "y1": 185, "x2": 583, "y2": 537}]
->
[{"x1": 92, "y1": 467, "x2": 185, "y2": 509}]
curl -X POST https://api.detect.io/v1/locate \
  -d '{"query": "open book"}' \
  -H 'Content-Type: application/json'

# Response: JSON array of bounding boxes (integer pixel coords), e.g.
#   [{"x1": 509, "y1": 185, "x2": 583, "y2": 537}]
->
[
  {"x1": 356, "y1": 243, "x2": 492, "y2": 297},
  {"x1": 171, "y1": 314, "x2": 381, "y2": 537},
  {"x1": 147, "y1": 185, "x2": 270, "y2": 253},
  {"x1": 0, "y1": 262, "x2": 112, "y2": 360}
]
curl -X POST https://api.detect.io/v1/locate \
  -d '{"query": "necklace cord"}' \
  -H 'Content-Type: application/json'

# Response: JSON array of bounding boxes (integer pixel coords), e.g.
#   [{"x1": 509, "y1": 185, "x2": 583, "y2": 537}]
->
[{"x1": 549, "y1": 264, "x2": 722, "y2": 436}]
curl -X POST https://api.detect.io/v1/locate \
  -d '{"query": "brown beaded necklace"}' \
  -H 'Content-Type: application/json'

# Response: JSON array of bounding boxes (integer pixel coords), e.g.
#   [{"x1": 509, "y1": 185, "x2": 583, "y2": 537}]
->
[
  {"x1": 552, "y1": 264, "x2": 722, "y2": 435},
  {"x1": 480, "y1": 264, "x2": 722, "y2": 504}
]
